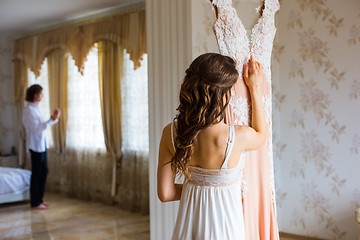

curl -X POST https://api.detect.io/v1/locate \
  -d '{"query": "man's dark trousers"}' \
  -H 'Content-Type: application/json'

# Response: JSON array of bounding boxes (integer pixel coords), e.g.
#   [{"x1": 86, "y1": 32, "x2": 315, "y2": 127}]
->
[{"x1": 29, "y1": 150, "x2": 48, "y2": 207}]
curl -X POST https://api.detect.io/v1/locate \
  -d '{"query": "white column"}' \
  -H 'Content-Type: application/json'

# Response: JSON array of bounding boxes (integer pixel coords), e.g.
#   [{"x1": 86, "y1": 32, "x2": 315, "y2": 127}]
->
[{"x1": 146, "y1": 0, "x2": 192, "y2": 239}]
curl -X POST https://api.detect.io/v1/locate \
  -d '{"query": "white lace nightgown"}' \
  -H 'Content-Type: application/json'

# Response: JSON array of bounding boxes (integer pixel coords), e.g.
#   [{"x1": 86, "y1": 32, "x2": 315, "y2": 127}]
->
[
  {"x1": 171, "y1": 125, "x2": 246, "y2": 240},
  {"x1": 211, "y1": 0, "x2": 280, "y2": 239}
]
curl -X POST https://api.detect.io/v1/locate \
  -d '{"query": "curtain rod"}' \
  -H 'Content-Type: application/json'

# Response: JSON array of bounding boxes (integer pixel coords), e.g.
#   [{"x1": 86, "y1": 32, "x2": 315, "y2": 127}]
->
[{"x1": 15, "y1": 4, "x2": 145, "y2": 41}]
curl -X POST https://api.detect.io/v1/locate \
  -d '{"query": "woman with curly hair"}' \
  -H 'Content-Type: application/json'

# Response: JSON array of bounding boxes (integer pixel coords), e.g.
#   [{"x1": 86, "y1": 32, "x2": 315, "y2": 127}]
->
[{"x1": 157, "y1": 53, "x2": 266, "y2": 239}]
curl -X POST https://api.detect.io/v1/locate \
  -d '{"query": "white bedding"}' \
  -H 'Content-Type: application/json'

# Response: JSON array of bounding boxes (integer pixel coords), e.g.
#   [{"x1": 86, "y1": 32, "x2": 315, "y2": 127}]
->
[{"x1": 0, "y1": 167, "x2": 31, "y2": 197}]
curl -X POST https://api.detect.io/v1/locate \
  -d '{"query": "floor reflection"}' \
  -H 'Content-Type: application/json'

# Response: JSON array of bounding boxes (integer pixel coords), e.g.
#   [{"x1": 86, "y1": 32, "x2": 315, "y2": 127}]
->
[
  {"x1": 0, "y1": 194, "x2": 303, "y2": 239},
  {"x1": 0, "y1": 193, "x2": 150, "y2": 239},
  {"x1": 31, "y1": 211, "x2": 50, "y2": 240}
]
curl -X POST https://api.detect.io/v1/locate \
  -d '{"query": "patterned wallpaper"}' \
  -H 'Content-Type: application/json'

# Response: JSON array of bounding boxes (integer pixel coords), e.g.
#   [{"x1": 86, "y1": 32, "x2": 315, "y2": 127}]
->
[
  {"x1": 0, "y1": 37, "x2": 15, "y2": 155},
  {"x1": 276, "y1": 1, "x2": 360, "y2": 239},
  {"x1": 191, "y1": 0, "x2": 360, "y2": 239}
]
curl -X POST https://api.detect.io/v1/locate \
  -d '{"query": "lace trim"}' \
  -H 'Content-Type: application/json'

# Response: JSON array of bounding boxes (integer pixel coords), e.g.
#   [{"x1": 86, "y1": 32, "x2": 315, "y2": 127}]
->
[
  {"x1": 213, "y1": 0, "x2": 249, "y2": 78},
  {"x1": 188, "y1": 161, "x2": 241, "y2": 176},
  {"x1": 187, "y1": 176, "x2": 241, "y2": 188},
  {"x1": 229, "y1": 93, "x2": 251, "y2": 126},
  {"x1": 213, "y1": 0, "x2": 279, "y2": 84},
  {"x1": 262, "y1": 95, "x2": 272, "y2": 124},
  {"x1": 187, "y1": 151, "x2": 247, "y2": 188},
  {"x1": 240, "y1": 151, "x2": 249, "y2": 198}
]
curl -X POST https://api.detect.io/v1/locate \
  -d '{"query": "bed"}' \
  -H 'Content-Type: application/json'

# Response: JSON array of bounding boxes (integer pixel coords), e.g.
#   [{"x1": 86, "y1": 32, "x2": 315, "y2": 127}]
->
[{"x1": 0, "y1": 167, "x2": 31, "y2": 204}]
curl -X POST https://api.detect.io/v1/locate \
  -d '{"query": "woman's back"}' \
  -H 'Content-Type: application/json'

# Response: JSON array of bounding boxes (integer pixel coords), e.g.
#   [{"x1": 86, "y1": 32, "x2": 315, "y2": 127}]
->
[
  {"x1": 184, "y1": 122, "x2": 244, "y2": 170},
  {"x1": 171, "y1": 123, "x2": 247, "y2": 240}
]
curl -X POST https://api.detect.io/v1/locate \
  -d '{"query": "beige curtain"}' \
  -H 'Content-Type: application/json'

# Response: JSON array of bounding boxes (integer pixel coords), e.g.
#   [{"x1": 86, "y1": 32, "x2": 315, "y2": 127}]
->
[
  {"x1": 14, "y1": 60, "x2": 28, "y2": 168},
  {"x1": 12, "y1": 11, "x2": 146, "y2": 79},
  {"x1": 117, "y1": 150, "x2": 149, "y2": 214},
  {"x1": 14, "y1": 60, "x2": 28, "y2": 105},
  {"x1": 45, "y1": 149, "x2": 113, "y2": 204},
  {"x1": 98, "y1": 41, "x2": 123, "y2": 196},
  {"x1": 98, "y1": 42, "x2": 149, "y2": 213},
  {"x1": 17, "y1": 103, "x2": 27, "y2": 168},
  {"x1": 47, "y1": 49, "x2": 68, "y2": 153}
]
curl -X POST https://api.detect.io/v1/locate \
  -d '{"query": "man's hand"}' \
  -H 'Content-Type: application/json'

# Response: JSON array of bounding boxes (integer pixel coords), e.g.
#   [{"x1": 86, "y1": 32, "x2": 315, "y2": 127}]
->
[{"x1": 51, "y1": 108, "x2": 61, "y2": 120}]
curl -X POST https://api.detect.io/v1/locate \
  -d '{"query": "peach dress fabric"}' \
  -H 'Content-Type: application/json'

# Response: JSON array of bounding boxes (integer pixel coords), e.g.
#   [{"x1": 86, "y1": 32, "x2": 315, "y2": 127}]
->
[{"x1": 212, "y1": 0, "x2": 280, "y2": 239}]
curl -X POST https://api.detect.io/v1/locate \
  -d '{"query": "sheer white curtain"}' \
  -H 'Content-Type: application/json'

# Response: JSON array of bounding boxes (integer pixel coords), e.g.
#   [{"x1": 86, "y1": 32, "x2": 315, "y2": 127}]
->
[
  {"x1": 121, "y1": 52, "x2": 149, "y2": 152},
  {"x1": 117, "y1": 51, "x2": 149, "y2": 213},
  {"x1": 26, "y1": 49, "x2": 106, "y2": 151},
  {"x1": 27, "y1": 59, "x2": 53, "y2": 148},
  {"x1": 66, "y1": 45, "x2": 106, "y2": 151}
]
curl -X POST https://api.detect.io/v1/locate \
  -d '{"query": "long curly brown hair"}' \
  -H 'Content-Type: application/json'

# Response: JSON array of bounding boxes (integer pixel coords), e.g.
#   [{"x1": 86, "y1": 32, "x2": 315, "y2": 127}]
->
[{"x1": 171, "y1": 53, "x2": 239, "y2": 178}]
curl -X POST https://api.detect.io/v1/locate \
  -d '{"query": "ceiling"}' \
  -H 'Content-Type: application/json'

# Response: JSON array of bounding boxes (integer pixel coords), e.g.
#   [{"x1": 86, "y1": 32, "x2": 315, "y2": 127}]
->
[{"x1": 0, "y1": 0, "x2": 143, "y2": 37}]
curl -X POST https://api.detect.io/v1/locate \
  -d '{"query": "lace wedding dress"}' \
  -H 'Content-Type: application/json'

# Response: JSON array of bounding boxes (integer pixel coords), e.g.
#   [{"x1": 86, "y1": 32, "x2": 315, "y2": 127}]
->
[{"x1": 212, "y1": 0, "x2": 280, "y2": 239}]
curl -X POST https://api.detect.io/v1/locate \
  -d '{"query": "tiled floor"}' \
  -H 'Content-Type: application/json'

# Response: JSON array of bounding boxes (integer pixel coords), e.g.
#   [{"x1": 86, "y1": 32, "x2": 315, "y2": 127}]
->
[
  {"x1": 0, "y1": 194, "x2": 149, "y2": 240},
  {"x1": 0, "y1": 193, "x2": 305, "y2": 240}
]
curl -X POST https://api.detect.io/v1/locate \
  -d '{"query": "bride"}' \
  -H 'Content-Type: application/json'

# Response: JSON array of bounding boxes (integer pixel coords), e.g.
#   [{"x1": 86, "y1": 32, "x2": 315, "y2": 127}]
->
[{"x1": 157, "y1": 53, "x2": 266, "y2": 239}]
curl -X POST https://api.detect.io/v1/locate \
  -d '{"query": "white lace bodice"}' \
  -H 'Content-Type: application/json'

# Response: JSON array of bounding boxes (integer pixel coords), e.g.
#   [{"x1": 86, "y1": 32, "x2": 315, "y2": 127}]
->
[
  {"x1": 213, "y1": 0, "x2": 279, "y2": 126},
  {"x1": 212, "y1": 0, "x2": 280, "y2": 84},
  {"x1": 187, "y1": 152, "x2": 246, "y2": 188}
]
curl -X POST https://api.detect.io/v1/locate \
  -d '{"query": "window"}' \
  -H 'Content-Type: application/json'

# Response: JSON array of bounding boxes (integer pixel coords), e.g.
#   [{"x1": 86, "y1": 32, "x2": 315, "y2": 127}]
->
[
  {"x1": 66, "y1": 44, "x2": 106, "y2": 150},
  {"x1": 26, "y1": 45, "x2": 149, "y2": 154}
]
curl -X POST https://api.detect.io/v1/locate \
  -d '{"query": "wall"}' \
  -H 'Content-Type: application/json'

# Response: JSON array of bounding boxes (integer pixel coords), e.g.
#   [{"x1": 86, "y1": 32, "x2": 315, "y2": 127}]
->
[
  {"x1": 191, "y1": 0, "x2": 360, "y2": 239},
  {"x1": 0, "y1": 37, "x2": 16, "y2": 155},
  {"x1": 276, "y1": 1, "x2": 360, "y2": 239}
]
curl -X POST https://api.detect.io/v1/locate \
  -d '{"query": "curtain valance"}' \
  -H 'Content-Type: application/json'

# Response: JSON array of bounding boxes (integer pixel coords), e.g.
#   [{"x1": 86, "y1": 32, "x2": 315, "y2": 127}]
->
[{"x1": 12, "y1": 10, "x2": 146, "y2": 81}]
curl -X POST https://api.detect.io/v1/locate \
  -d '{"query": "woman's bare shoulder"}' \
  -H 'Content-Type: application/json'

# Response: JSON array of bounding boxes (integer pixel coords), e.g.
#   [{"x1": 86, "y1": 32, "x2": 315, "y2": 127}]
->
[
  {"x1": 161, "y1": 122, "x2": 175, "y2": 155},
  {"x1": 162, "y1": 123, "x2": 172, "y2": 133}
]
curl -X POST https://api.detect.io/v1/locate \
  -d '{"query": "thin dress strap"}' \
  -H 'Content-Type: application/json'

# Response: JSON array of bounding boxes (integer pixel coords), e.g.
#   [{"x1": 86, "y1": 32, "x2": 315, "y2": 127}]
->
[
  {"x1": 171, "y1": 122, "x2": 176, "y2": 152},
  {"x1": 221, "y1": 125, "x2": 235, "y2": 170}
]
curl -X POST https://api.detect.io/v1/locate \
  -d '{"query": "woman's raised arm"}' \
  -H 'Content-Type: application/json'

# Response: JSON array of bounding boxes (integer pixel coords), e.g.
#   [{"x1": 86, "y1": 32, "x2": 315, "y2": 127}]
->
[{"x1": 236, "y1": 57, "x2": 267, "y2": 150}]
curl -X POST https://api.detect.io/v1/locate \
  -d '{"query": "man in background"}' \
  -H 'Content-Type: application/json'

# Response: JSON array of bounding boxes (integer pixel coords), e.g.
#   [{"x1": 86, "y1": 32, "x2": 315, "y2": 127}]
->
[{"x1": 22, "y1": 84, "x2": 60, "y2": 210}]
